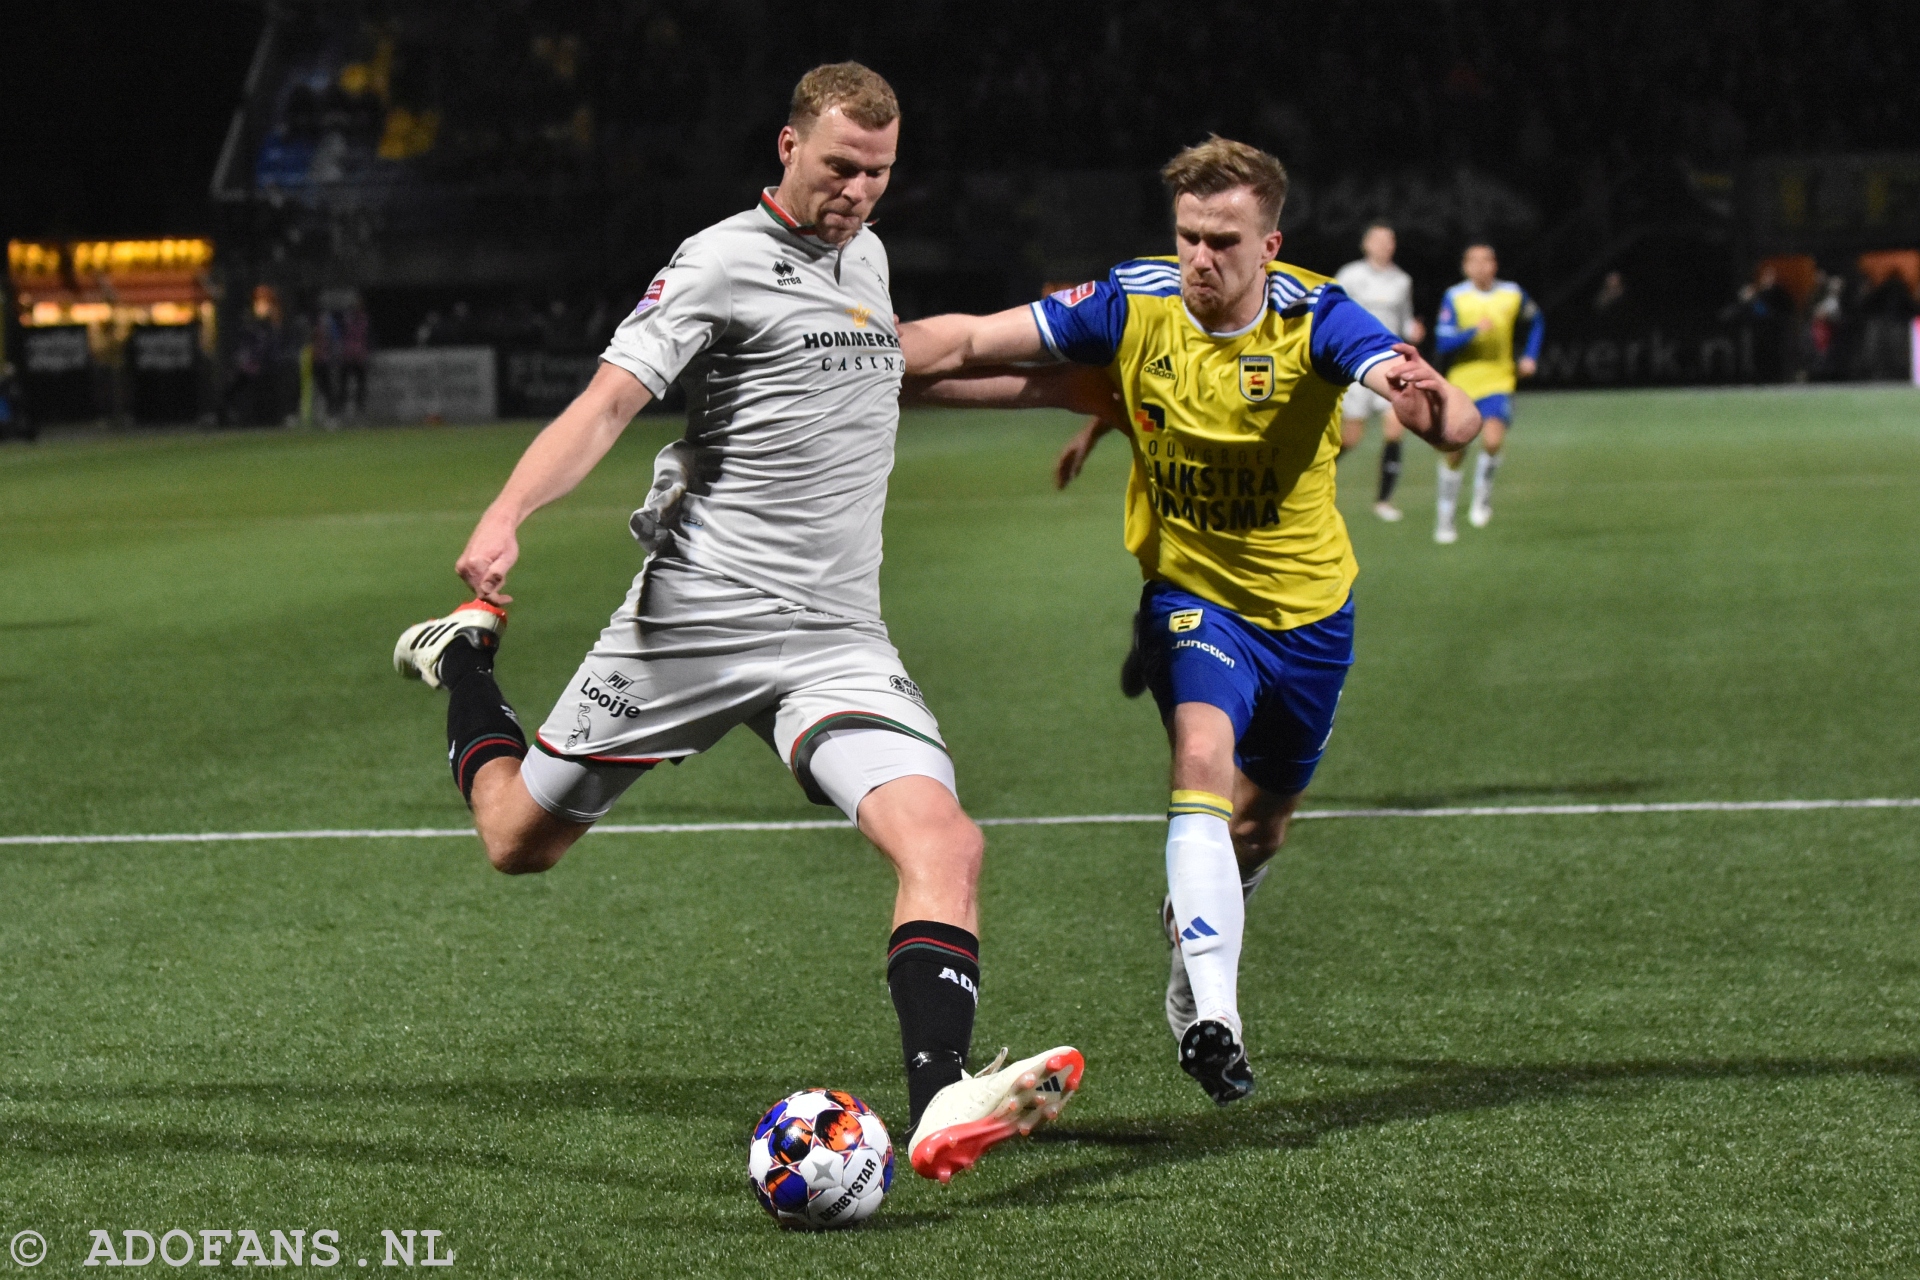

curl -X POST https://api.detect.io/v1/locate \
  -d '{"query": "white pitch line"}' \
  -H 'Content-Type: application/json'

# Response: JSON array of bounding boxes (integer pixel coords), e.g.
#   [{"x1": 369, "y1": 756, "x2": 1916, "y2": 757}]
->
[{"x1": 0, "y1": 798, "x2": 1916, "y2": 847}]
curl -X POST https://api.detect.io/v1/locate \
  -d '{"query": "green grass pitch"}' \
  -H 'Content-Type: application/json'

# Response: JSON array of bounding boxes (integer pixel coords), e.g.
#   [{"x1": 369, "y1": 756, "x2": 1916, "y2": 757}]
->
[{"x1": 2, "y1": 386, "x2": 1918, "y2": 1276}]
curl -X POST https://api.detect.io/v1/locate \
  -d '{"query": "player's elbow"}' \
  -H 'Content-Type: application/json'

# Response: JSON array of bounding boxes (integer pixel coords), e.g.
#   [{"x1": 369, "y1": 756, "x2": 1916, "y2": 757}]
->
[{"x1": 1446, "y1": 399, "x2": 1483, "y2": 447}]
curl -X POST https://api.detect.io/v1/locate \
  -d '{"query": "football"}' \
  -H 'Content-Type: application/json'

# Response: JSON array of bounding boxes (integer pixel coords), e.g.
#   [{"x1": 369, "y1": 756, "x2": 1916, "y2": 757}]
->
[{"x1": 748, "y1": 1089, "x2": 894, "y2": 1229}]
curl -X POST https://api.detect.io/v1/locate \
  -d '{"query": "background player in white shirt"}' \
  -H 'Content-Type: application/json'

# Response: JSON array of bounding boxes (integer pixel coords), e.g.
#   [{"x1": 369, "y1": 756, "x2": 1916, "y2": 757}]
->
[
  {"x1": 1335, "y1": 222, "x2": 1425, "y2": 522},
  {"x1": 391, "y1": 63, "x2": 1080, "y2": 1184}
]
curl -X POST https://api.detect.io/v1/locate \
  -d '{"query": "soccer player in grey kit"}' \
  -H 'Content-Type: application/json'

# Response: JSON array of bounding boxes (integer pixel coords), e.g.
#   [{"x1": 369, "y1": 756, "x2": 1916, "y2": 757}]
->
[{"x1": 392, "y1": 63, "x2": 1081, "y2": 1185}]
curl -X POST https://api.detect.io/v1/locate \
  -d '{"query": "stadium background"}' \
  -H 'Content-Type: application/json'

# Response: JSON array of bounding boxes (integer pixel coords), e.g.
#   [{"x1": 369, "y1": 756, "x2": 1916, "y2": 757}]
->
[
  {"x1": 4, "y1": 5, "x2": 1920, "y2": 1276},
  {"x1": 3, "y1": 0, "x2": 1918, "y2": 432}
]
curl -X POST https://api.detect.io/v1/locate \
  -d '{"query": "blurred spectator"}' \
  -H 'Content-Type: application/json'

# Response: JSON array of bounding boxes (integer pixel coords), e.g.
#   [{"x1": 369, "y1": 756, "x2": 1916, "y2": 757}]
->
[
  {"x1": 1589, "y1": 269, "x2": 1636, "y2": 337},
  {"x1": 1809, "y1": 275, "x2": 1845, "y2": 379},
  {"x1": 314, "y1": 309, "x2": 343, "y2": 419},
  {"x1": 339, "y1": 301, "x2": 370, "y2": 417},
  {"x1": 0, "y1": 362, "x2": 30, "y2": 441},
  {"x1": 1723, "y1": 264, "x2": 1797, "y2": 382}
]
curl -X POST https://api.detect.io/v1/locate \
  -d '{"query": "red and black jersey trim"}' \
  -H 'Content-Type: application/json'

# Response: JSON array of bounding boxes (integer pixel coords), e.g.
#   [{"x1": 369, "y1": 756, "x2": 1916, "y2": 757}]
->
[{"x1": 758, "y1": 190, "x2": 819, "y2": 237}]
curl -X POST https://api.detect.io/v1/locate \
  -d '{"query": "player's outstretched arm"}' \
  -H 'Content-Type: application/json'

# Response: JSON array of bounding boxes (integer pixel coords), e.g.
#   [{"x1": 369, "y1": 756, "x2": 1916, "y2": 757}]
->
[
  {"x1": 1363, "y1": 343, "x2": 1480, "y2": 451},
  {"x1": 455, "y1": 361, "x2": 653, "y2": 604},
  {"x1": 899, "y1": 306, "x2": 1051, "y2": 377},
  {"x1": 905, "y1": 363, "x2": 1117, "y2": 415}
]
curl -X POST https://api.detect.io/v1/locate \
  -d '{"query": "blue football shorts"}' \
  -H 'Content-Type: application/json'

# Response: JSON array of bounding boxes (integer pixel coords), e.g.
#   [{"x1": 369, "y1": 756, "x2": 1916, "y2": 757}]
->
[
  {"x1": 1137, "y1": 582, "x2": 1354, "y2": 796},
  {"x1": 1474, "y1": 393, "x2": 1514, "y2": 424}
]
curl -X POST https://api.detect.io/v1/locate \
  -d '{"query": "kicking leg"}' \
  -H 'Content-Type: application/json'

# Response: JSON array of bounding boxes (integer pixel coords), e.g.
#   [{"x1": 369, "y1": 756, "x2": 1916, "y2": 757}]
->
[{"x1": 808, "y1": 733, "x2": 1080, "y2": 1181}]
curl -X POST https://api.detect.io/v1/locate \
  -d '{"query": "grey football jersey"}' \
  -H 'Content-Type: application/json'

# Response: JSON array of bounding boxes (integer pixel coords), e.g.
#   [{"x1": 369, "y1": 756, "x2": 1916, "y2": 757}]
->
[
  {"x1": 1334, "y1": 259, "x2": 1416, "y2": 339},
  {"x1": 601, "y1": 191, "x2": 904, "y2": 621}
]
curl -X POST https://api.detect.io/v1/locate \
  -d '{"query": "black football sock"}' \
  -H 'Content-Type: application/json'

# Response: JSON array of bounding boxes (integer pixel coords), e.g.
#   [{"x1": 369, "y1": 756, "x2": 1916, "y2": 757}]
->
[
  {"x1": 442, "y1": 636, "x2": 526, "y2": 804},
  {"x1": 887, "y1": 920, "x2": 980, "y2": 1130},
  {"x1": 1377, "y1": 438, "x2": 1404, "y2": 503}
]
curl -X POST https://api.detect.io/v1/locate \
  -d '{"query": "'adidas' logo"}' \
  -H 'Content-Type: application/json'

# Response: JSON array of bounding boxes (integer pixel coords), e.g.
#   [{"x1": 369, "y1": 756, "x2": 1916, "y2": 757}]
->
[
  {"x1": 1143, "y1": 353, "x2": 1176, "y2": 380},
  {"x1": 1037, "y1": 1076, "x2": 1063, "y2": 1093},
  {"x1": 1180, "y1": 916, "x2": 1218, "y2": 942}
]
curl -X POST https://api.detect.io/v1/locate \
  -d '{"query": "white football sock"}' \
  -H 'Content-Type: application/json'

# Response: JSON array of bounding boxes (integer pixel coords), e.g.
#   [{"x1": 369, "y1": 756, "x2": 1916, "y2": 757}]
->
[
  {"x1": 1473, "y1": 450, "x2": 1501, "y2": 505},
  {"x1": 1166, "y1": 794, "x2": 1244, "y2": 1037},
  {"x1": 1436, "y1": 459, "x2": 1464, "y2": 522}
]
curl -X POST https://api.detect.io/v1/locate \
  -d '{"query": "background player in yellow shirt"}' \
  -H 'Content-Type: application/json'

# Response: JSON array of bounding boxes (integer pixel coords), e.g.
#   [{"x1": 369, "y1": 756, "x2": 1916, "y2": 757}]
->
[
  {"x1": 1432, "y1": 243, "x2": 1543, "y2": 542},
  {"x1": 902, "y1": 138, "x2": 1478, "y2": 1105}
]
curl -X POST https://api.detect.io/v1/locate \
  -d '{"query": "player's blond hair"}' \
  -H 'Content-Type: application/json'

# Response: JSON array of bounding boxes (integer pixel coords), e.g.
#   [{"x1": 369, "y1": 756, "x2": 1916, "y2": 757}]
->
[
  {"x1": 789, "y1": 62, "x2": 899, "y2": 133},
  {"x1": 1159, "y1": 136, "x2": 1290, "y2": 229}
]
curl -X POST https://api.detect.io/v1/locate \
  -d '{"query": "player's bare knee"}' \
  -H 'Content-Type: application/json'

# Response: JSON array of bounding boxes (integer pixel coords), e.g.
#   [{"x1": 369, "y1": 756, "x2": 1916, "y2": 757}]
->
[{"x1": 945, "y1": 814, "x2": 985, "y2": 883}]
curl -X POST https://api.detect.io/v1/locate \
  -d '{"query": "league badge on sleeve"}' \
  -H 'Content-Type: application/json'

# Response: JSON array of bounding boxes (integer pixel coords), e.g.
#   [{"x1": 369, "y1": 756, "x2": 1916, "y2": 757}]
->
[
  {"x1": 634, "y1": 277, "x2": 667, "y2": 316},
  {"x1": 1049, "y1": 281, "x2": 1098, "y2": 308},
  {"x1": 1238, "y1": 354, "x2": 1274, "y2": 403}
]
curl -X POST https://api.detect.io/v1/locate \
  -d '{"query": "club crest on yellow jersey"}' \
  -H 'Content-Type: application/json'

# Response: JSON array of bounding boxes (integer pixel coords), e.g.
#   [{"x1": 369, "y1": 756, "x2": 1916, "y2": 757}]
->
[
  {"x1": 1169, "y1": 608, "x2": 1205, "y2": 633},
  {"x1": 1238, "y1": 355, "x2": 1274, "y2": 402}
]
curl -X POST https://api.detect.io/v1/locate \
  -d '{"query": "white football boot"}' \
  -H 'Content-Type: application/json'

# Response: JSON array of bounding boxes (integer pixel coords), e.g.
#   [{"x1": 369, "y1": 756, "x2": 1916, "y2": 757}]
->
[
  {"x1": 393, "y1": 599, "x2": 508, "y2": 689},
  {"x1": 1468, "y1": 496, "x2": 1493, "y2": 528},
  {"x1": 1434, "y1": 514, "x2": 1459, "y2": 545},
  {"x1": 1162, "y1": 894, "x2": 1197, "y2": 1038},
  {"x1": 907, "y1": 1045, "x2": 1085, "y2": 1183},
  {"x1": 1371, "y1": 501, "x2": 1404, "y2": 523}
]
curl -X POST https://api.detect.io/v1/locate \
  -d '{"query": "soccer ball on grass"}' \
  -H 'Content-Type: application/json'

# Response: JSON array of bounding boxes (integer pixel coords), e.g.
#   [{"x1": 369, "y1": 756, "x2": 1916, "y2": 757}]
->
[{"x1": 748, "y1": 1088, "x2": 893, "y2": 1229}]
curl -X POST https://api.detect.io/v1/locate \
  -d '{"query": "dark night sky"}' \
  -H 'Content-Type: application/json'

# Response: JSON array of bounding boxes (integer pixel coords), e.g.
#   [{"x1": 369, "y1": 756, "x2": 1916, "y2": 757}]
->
[{"x1": 1, "y1": 2, "x2": 265, "y2": 242}]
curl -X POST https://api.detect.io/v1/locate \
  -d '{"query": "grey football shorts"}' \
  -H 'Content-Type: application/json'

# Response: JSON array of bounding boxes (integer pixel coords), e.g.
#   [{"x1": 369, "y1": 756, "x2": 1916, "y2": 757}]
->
[{"x1": 519, "y1": 558, "x2": 950, "y2": 824}]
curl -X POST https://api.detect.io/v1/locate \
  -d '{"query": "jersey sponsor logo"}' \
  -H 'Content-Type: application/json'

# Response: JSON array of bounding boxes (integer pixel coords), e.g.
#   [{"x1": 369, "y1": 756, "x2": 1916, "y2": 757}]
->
[
  {"x1": 1142, "y1": 353, "x2": 1176, "y2": 381},
  {"x1": 1239, "y1": 354, "x2": 1274, "y2": 402},
  {"x1": 1132, "y1": 402, "x2": 1166, "y2": 434},
  {"x1": 1049, "y1": 281, "x2": 1098, "y2": 307},
  {"x1": 633, "y1": 277, "x2": 666, "y2": 315},
  {"x1": 845, "y1": 304, "x2": 873, "y2": 328},
  {"x1": 773, "y1": 259, "x2": 802, "y2": 286},
  {"x1": 1168, "y1": 608, "x2": 1204, "y2": 633},
  {"x1": 889, "y1": 673, "x2": 926, "y2": 705},
  {"x1": 801, "y1": 330, "x2": 900, "y2": 350}
]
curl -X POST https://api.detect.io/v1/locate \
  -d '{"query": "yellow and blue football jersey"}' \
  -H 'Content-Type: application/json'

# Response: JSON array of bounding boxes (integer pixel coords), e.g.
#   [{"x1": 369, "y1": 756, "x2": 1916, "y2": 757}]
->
[
  {"x1": 1434, "y1": 280, "x2": 1543, "y2": 400},
  {"x1": 1032, "y1": 257, "x2": 1400, "y2": 632}
]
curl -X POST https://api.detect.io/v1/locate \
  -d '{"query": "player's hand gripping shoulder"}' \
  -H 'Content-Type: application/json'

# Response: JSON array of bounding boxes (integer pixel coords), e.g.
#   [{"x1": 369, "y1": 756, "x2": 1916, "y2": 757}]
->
[
  {"x1": 455, "y1": 362, "x2": 654, "y2": 604},
  {"x1": 1362, "y1": 343, "x2": 1480, "y2": 450}
]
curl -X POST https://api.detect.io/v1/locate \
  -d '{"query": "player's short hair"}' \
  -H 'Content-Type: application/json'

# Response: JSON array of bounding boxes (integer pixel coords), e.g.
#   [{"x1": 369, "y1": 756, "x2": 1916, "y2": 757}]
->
[
  {"x1": 1159, "y1": 136, "x2": 1290, "y2": 229},
  {"x1": 789, "y1": 62, "x2": 899, "y2": 134},
  {"x1": 1363, "y1": 219, "x2": 1395, "y2": 237}
]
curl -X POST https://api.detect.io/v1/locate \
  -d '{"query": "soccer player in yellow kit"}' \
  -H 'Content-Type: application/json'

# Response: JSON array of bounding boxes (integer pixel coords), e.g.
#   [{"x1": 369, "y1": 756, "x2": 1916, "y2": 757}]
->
[
  {"x1": 1432, "y1": 242, "x2": 1543, "y2": 542},
  {"x1": 902, "y1": 138, "x2": 1479, "y2": 1104}
]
